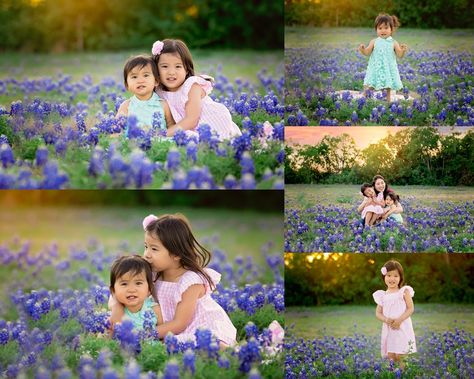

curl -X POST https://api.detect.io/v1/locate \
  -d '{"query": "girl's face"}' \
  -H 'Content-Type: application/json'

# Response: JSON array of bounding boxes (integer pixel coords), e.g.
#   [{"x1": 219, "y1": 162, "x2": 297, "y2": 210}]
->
[
  {"x1": 376, "y1": 23, "x2": 392, "y2": 38},
  {"x1": 144, "y1": 232, "x2": 180, "y2": 272},
  {"x1": 363, "y1": 186, "x2": 375, "y2": 197},
  {"x1": 157, "y1": 53, "x2": 187, "y2": 92},
  {"x1": 384, "y1": 269, "x2": 400, "y2": 290},
  {"x1": 112, "y1": 271, "x2": 150, "y2": 312},
  {"x1": 385, "y1": 196, "x2": 394, "y2": 206},
  {"x1": 374, "y1": 178, "x2": 386, "y2": 193},
  {"x1": 126, "y1": 63, "x2": 157, "y2": 100}
]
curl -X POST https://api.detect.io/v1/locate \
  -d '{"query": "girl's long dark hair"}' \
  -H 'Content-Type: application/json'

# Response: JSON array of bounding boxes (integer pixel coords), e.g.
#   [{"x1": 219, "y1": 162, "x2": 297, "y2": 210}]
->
[{"x1": 145, "y1": 214, "x2": 215, "y2": 290}]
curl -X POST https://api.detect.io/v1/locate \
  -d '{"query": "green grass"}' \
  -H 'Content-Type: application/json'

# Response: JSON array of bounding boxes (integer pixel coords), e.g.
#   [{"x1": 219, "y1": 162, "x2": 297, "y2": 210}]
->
[
  {"x1": 0, "y1": 205, "x2": 283, "y2": 264},
  {"x1": 285, "y1": 27, "x2": 474, "y2": 51},
  {"x1": 0, "y1": 49, "x2": 283, "y2": 84},
  {"x1": 286, "y1": 303, "x2": 474, "y2": 339},
  {"x1": 286, "y1": 184, "x2": 474, "y2": 208}
]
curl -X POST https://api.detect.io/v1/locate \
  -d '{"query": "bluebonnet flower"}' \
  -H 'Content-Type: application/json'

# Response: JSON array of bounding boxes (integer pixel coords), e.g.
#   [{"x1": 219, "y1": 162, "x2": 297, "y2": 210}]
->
[
  {"x1": 238, "y1": 337, "x2": 261, "y2": 373},
  {"x1": 0, "y1": 134, "x2": 9, "y2": 145},
  {"x1": 173, "y1": 129, "x2": 188, "y2": 146},
  {"x1": 186, "y1": 142, "x2": 197, "y2": 163},
  {"x1": 240, "y1": 152, "x2": 255, "y2": 175},
  {"x1": 224, "y1": 175, "x2": 238, "y2": 189},
  {"x1": 241, "y1": 173, "x2": 256, "y2": 189},
  {"x1": 163, "y1": 359, "x2": 180, "y2": 379},
  {"x1": 183, "y1": 349, "x2": 195, "y2": 374},
  {"x1": 197, "y1": 124, "x2": 212, "y2": 143},
  {"x1": 35, "y1": 146, "x2": 48, "y2": 167},
  {"x1": 165, "y1": 333, "x2": 179, "y2": 354},
  {"x1": 0, "y1": 143, "x2": 14, "y2": 168},
  {"x1": 166, "y1": 148, "x2": 180, "y2": 171}
]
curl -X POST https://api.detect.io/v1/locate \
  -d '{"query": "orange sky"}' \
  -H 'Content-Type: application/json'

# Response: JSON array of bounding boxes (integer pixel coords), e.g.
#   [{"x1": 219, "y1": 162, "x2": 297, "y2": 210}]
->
[{"x1": 285, "y1": 127, "x2": 473, "y2": 149}]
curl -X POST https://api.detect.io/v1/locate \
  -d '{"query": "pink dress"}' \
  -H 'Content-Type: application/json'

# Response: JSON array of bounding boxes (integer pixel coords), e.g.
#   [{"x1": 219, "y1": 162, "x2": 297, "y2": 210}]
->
[
  {"x1": 157, "y1": 76, "x2": 242, "y2": 140},
  {"x1": 156, "y1": 268, "x2": 237, "y2": 345},
  {"x1": 361, "y1": 192, "x2": 384, "y2": 218},
  {"x1": 373, "y1": 286, "x2": 416, "y2": 357}
]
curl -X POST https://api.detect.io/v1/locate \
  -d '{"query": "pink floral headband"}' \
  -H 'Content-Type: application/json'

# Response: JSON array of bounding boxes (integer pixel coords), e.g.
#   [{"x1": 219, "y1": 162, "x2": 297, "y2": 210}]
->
[
  {"x1": 143, "y1": 214, "x2": 158, "y2": 231},
  {"x1": 152, "y1": 40, "x2": 164, "y2": 55},
  {"x1": 381, "y1": 267, "x2": 387, "y2": 275}
]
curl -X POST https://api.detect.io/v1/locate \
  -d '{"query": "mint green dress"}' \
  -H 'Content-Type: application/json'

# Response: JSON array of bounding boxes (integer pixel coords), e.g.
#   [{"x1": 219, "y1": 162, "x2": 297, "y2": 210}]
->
[
  {"x1": 363, "y1": 37, "x2": 403, "y2": 91},
  {"x1": 123, "y1": 297, "x2": 158, "y2": 329},
  {"x1": 126, "y1": 92, "x2": 166, "y2": 136}
]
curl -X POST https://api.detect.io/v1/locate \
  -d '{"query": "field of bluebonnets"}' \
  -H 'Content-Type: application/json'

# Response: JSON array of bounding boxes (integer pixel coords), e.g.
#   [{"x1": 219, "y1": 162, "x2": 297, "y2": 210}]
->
[
  {"x1": 284, "y1": 306, "x2": 474, "y2": 378},
  {"x1": 285, "y1": 28, "x2": 474, "y2": 126},
  {"x1": 0, "y1": 207, "x2": 284, "y2": 378},
  {"x1": 285, "y1": 185, "x2": 474, "y2": 253},
  {"x1": 0, "y1": 51, "x2": 284, "y2": 189}
]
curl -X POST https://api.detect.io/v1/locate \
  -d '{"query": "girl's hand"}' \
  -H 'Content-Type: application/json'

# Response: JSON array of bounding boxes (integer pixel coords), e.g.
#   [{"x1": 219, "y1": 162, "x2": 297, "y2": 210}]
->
[
  {"x1": 384, "y1": 317, "x2": 394, "y2": 326},
  {"x1": 358, "y1": 44, "x2": 365, "y2": 53},
  {"x1": 400, "y1": 43, "x2": 408, "y2": 52},
  {"x1": 391, "y1": 318, "x2": 402, "y2": 329}
]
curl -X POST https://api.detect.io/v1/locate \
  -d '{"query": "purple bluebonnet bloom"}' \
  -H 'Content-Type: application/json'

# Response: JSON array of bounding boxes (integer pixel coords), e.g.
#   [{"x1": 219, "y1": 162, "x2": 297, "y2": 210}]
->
[
  {"x1": 35, "y1": 146, "x2": 48, "y2": 167},
  {"x1": 166, "y1": 148, "x2": 180, "y2": 171},
  {"x1": 163, "y1": 359, "x2": 180, "y2": 379},
  {"x1": 183, "y1": 349, "x2": 195, "y2": 374},
  {"x1": 0, "y1": 143, "x2": 14, "y2": 168}
]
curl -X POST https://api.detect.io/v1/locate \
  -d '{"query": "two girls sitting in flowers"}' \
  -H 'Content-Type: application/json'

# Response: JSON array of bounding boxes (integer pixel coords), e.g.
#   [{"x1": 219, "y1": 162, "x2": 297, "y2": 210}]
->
[
  {"x1": 116, "y1": 39, "x2": 242, "y2": 141},
  {"x1": 108, "y1": 213, "x2": 284, "y2": 349},
  {"x1": 358, "y1": 175, "x2": 403, "y2": 226}
]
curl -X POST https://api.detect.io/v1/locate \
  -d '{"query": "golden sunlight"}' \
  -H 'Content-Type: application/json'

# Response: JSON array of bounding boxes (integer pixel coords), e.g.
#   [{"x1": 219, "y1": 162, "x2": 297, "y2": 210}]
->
[
  {"x1": 368, "y1": 259, "x2": 375, "y2": 264},
  {"x1": 30, "y1": 0, "x2": 43, "y2": 6}
]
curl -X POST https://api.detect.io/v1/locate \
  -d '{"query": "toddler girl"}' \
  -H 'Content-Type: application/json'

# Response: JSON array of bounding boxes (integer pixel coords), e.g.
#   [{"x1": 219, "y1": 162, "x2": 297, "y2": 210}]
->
[
  {"x1": 358, "y1": 14, "x2": 408, "y2": 102},
  {"x1": 116, "y1": 55, "x2": 175, "y2": 135},
  {"x1": 373, "y1": 260, "x2": 416, "y2": 369},
  {"x1": 152, "y1": 39, "x2": 242, "y2": 140},
  {"x1": 382, "y1": 191, "x2": 403, "y2": 224},
  {"x1": 109, "y1": 255, "x2": 162, "y2": 330},
  {"x1": 111, "y1": 213, "x2": 237, "y2": 346},
  {"x1": 358, "y1": 183, "x2": 385, "y2": 226}
]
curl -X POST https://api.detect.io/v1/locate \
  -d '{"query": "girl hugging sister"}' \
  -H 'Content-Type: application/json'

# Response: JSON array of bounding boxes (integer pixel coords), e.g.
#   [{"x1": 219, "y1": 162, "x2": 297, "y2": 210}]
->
[
  {"x1": 152, "y1": 39, "x2": 242, "y2": 140},
  {"x1": 382, "y1": 191, "x2": 404, "y2": 224},
  {"x1": 358, "y1": 14, "x2": 408, "y2": 102},
  {"x1": 359, "y1": 183, "x2": 385, "y2": 226}
]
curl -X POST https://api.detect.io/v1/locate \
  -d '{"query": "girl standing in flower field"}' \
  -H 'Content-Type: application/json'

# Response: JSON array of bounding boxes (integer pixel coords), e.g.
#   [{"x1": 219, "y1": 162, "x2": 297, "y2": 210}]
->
[
  {"x1": 111, "y1": 213, "x2": 237, "y2": 347},
  {"x1": 116, "y1": 55, "x2": 175, "y2": 136},
  {"x1": 152, "y1": 39, "x2": 242, "y2": 140},
  {"x1": 381, "y1": 191, "x2": 404, "y2": 224},
  {"x1": 373, "y1": 260, "x2": 416, "y2": 369},
  {"x1": 358, "y1": 14, "x2": 408, "y2": 102},
  {"x1": 109, "y1": 255, "x2": 162, "y2": 330}
]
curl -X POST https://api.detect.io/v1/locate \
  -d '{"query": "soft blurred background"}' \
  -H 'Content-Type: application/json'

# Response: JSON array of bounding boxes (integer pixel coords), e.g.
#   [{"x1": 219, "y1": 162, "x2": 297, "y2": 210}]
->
[
  {"x1": 0, "y1": 0, "x2": 283, "y2": 82},
  {"x1": 0, "y1": 190, "x2": 283, "y2": 260}
]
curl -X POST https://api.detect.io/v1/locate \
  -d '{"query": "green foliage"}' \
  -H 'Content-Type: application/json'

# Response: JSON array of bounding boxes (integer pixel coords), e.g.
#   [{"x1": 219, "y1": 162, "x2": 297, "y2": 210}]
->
[
  {"x1": 0, "y1": 340, "x2": 19, "y2": 368},
  {"x1": 0, "y1": 116, "x2": 20, "y2": 146},
  {"x1": 285, "y1": 0, "x2": 474, "y2": 28},
  {"x1": 230, "y1": 305, "x2": 284, "y2": 340},
  {"x1": 15, "y1": 137, "x2": 43, "y2": 161},
  {"x1": 285, "y1": 253, "x2": 474, "y2": 306},
  {"x1": 136, "y1": 341, "x2": 167, "y2": 373},
  {"x1": 287, "y1": 128, "x2": 474, "y2": 186},
  {"x1": 0, "y1": 1, "x2": 282, "y2": 52}
]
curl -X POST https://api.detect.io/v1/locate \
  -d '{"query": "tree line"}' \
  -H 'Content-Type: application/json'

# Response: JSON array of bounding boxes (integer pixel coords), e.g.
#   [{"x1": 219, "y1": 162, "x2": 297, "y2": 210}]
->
[
  {"x1": 0, "y1": 0, "x2": 283, "y2": 52},
  {"x1": 285, "y1": 128, "x2": 474, "y2": 186},
  {"x1": 285, "y1": 253, "x2": 474, "y2": 306},
  {"x1": 285, "y1": 0, "x2": 474, "y2": 28}
]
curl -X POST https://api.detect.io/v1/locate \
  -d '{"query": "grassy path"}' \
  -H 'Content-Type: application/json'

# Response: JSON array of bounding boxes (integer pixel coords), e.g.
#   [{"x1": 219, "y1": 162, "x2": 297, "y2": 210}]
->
[{"x1": 286, "y1": 304, "x2": 474, "y2": 338}]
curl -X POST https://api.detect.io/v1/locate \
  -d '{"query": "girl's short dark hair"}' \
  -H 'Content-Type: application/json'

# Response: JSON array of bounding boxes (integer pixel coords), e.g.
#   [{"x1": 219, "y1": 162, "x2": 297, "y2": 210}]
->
[
  {"x1": 382, "y1": 259, "x2": 405, "y2": 288},
  {"x1": 153, "y1": 39, "x2": 195, "y2": 91},
  {"x1": 374, "y1": 13, "x2": 400, "y2": 31},
  {"x1": 361, "y1": 183, "x2": 372, "y2": 195},
  {"x1": 145, "y1": 214, "x2": 215, "y2": 291},
  {"x1": 110, "y1": 255, "x2": 156, "y2": 301},
  {"x1": 385, "y1": 190, "x2": 400, "y2": 203},
  {"x1": 123, "y1": 55, "x2": 159, "y2": 88}
]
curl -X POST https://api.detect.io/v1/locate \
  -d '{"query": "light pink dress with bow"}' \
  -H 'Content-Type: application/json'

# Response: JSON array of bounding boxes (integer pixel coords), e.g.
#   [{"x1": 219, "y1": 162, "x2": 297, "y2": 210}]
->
[
  {"x1": 156, "y1": 268, "x2": 237, "y2": 345},
  {"x1": 157, "y1": 76, "x2": 242, "y2": 140},
  {"x1": 373, "y1": 285, "x2": 417, "y2": 357}
]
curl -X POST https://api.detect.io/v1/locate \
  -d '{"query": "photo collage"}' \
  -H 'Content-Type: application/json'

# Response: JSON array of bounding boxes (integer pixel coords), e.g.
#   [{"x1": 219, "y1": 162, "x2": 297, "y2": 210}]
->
[{"x1": 0, "y1": 1, "x2": 472, "y2": 377}]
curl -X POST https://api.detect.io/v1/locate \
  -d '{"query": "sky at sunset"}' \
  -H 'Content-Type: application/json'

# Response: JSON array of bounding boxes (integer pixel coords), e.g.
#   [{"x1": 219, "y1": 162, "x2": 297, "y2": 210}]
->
[{"x1": 285, "y1": 127, "x2": 473, "y2": 149}]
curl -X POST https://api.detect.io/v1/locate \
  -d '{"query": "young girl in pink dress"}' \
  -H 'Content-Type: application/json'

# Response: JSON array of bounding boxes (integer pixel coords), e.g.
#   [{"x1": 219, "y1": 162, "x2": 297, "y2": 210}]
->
[
  {"x1": 373, "y1": 260, "x2": 416, "y2": 369},
  {"x1": 151, "y1": 39, "x2": 242, "y2": 141},
  {"x1": 358, "y1": 183, "x2": 385, "y2": 226}
]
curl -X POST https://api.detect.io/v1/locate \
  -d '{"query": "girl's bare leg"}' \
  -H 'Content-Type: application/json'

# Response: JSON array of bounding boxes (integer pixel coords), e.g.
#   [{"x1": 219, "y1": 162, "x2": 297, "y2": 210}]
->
[
  {"x1": 370, "y1": 213, "x2": 379, "y2": 226},
  {"x1": 386, "y1": 88, "x2": 391, "y2": 102},
  {"x1": 365, "y1": 212, "x2": 374, "y2": 226}
]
